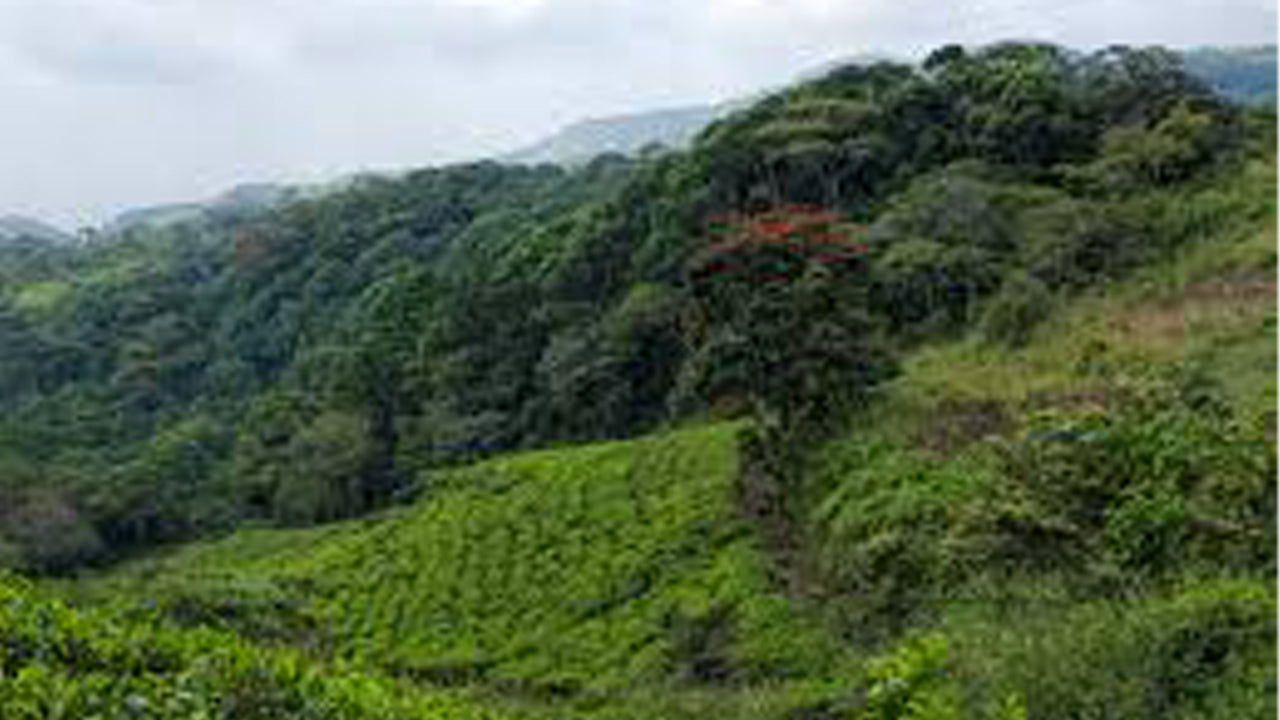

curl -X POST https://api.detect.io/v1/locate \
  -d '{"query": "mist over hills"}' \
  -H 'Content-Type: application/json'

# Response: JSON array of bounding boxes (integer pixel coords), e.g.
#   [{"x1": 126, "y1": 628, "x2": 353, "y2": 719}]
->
[
  {"x1": 498, "y1": 102, "x2": 742, "y2": 166},
  {"x1": 500, "y1": 45, "x2": 1277, "y2": 168},
  {"x1": 6, "y1": 45, "x2": 1272, "y2": 238},
  {"x1": 1181, "y1": 44, "x2": 1277, "y2": 104},
  {"x1": 0, "y1": 214, "x2": 72, "y2": 245}
]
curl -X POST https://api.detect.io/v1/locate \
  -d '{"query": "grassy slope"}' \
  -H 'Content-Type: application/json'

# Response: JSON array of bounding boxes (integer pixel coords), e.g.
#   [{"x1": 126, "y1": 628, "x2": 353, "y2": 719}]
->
[
  {"x1": 802, "y1": 155, "x2": 1277, "y2": 717},
  {"x1": 0, "y1": 573, "x2": 522, "y2": 720},
  {"x1": 74, "y1": 422, "x2": 851, "y2": 717},
  {"x1": 809, "y1": 155, "x2": 1274, "y2": 513}
]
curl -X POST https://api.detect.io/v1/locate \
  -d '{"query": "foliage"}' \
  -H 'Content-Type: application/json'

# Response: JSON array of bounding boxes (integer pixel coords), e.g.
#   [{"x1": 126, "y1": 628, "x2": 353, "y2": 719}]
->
[
  {"x1": 800, "y1": 148, "x2": 1273, "y2": 715},
  {"x1": 863, "y1": 634, "x2": 1025, "y2": 720},
  {"x1": 0, "y1": 573, "x2": 518, "y2": 719},
  {"x1": 943, "y1": 579, "x2": 1276, "y2": 720},
  {"x1": 978, "y1": 273, "x2": 1054, "y2": 347},
  {"x1": 0, "y1": 38, "x2": 1272, "y2": 720},
  {"x1": 955, "y1": 368, "x2": 1275, "y2": 585},
  {"x1": 681, "y1": 205, "x2": 893, "y2": 428},
  {"x1": 0, "y1": 41, "x2": 1253, "y2": 564},
  {"x1": 80, "y1": 424, "x2": 842, "y2": 698}
]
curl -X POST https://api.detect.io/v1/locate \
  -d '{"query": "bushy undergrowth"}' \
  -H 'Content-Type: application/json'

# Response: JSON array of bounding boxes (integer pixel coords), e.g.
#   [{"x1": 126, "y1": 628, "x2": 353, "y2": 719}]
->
[
  {"x1": 80, "y1": 424, "x2": 844, "y2": 701},
  {"x1": 943, "y1": 577, "x2": 1276, "y2": 720},
  {"x1": 0, "y1": 573, "x2": 516, "y2": 720},
  {"x1": 802, "y1": 192, "x2": 1276, "y2": 718}
]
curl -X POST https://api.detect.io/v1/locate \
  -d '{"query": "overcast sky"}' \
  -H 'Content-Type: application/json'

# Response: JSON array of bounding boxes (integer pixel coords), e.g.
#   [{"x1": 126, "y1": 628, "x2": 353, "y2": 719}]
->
[{"x1": 0, "y1": 0, "x2": 1273, "y2": 228}]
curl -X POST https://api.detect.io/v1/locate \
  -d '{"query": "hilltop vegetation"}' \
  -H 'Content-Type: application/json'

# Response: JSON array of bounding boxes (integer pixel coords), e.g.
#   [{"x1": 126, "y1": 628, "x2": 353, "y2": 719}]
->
[
  {"x1": 0, "y1": 41, "x2": 1275, "y2": 718},
  {"x1": 496, "y1": 46, "x2": 1276, "y2": 168}
]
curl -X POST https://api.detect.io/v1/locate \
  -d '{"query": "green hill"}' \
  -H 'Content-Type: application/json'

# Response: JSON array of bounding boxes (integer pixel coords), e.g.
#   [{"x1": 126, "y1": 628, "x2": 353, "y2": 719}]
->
[
  {"x1": 0, "y1": 42, "x2": 1266, "y2": 571},
  {"x1": 2, "y1": 41, "x2": 1276, "y2": 719},
  {"x1": 793, "y1": 160, "x2": 1277, "y2": 718},
  {"x1": 67, "y1": 154, "x2": 1278, "y2": 718},
  {"x1": 74, "y1": 423, "x2": 856, "y2": 717}
]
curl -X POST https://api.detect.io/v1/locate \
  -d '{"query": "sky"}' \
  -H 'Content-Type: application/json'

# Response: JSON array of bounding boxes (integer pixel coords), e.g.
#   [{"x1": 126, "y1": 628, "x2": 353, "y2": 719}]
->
[{"x1": 0, "y1": 0, "x2": 1274, "y2": 228}]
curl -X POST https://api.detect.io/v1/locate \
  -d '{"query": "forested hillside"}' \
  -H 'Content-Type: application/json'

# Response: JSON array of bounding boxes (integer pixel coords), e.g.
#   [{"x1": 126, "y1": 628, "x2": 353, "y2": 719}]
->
[
  {"x1": 495, "y1": 46, "x2": 1276, "y2": 168},
  {"x1": 0, "y1": 41, "x2": 1275, "y2": 718}
]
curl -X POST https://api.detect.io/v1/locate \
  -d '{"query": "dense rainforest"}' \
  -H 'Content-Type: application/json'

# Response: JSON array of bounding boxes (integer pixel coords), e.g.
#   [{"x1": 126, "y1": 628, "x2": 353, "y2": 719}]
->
[{"x1": 0, "y1": 42, "x2": 1274, "y2": 719}]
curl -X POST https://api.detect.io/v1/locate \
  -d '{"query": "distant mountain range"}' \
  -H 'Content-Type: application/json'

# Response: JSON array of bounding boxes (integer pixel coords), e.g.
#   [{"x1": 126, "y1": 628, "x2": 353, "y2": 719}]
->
[
  {"x1": 1181, "y1": 45, "x2": 1277, "y2": 105},
  {"x1": 5, "y1": 46, "x2": 1273, "y2": 235},
  {"x1": 497, "y1": 53, "x2": 894, "y2": 168},
  {"x1": 499, "y1": 102, "x2": 743, "y2": 167},
  {"x1": 0, "y1": 215, "x2": 73, "y2": 245},
  {"x1": 102, "y1": 182, "x2": 312, "y2": 236},
  {"x1": 499, "y1": 46, "x2": 1277, "y2": 168}
]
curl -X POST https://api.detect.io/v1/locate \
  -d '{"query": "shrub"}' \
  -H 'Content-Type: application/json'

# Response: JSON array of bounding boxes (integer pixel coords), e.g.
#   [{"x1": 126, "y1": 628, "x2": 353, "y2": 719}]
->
[
  {"x1": 979, "y1": 274, "x2": 1054, "y2": 347},
  {"x1": 863, "y1": 633, "x2": 1026, "y2": 720},
  {"x1": 952, "y1": 369, "x2": 1275, "y2": 587},
  {"x1": 871, "y1": 240, "x2": 1002, "y2": 335},
  {"x1": 812, "y1": 441, "x2": 994, "y2": 642},
  {"x1": 0, "y1": 489, "x2": 105, "y2": 573},
  {"x1": 273, "y1": 411, "x2": 374, "y2": 526},
  {"x1": 0, "y1": 574, "x2": 514, "y2": 719},
  {"x1": 952, "y1": 579, "x2": 1276, "y2": 720},
  {"x1": 1019, "y1": 200, "x2": 1144, "y2": 290}
]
